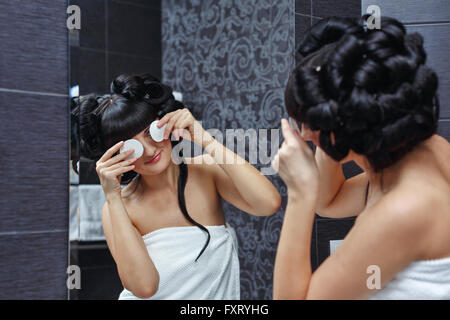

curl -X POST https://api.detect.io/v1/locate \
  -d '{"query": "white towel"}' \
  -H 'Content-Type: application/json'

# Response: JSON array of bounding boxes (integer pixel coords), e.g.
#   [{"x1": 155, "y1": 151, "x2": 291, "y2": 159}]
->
[
  {"x1": 118, "y1": 223, "x2": 240, "y2": 300},
  {"x1": 369, "y1": 256, "x2": 450, "y2": 299}
]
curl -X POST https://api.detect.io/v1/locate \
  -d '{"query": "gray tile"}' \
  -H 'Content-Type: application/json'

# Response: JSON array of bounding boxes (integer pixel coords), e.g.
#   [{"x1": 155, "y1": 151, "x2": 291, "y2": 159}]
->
[
  {"x1": 0, "y1": 92, "x2": 69, "y2": 233},
  {"x1": 0, "y1": 231, "x2": 68, "y2": 299},
  {"x1": 362, "y1": 0, "x2": 450, "y2": 24},
  {"x1": 0, "y1": 1, "x2": 68, "y2": 94}
]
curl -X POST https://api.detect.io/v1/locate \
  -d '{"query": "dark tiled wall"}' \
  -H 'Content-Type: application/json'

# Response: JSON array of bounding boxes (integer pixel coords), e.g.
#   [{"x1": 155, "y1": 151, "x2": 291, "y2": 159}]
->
[
  {"x1": 69, "y1": 0, "x2": 162, "y2": 299},
  {"x1": 0, "y1": 1, "x2": 69, "y2": 299},
  {"x1": 295, "y1": 0, "x2": 361, "y2": 271}
]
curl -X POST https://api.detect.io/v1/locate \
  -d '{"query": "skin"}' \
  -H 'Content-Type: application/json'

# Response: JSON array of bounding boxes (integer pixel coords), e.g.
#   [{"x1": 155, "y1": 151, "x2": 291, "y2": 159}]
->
[
  {"x1": 272, "y1": 119, "x2": 450, "y2": 299},
  {"x1": 97, "y1": 108, "x2": 282, "y2": 299}
]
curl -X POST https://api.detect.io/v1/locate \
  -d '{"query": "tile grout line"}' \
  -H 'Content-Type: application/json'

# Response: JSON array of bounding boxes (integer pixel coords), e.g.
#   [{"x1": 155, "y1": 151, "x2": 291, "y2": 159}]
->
[
  {"x1": 0, "y1": 87, "x2": 68, "y2": 97},
  {"x1": 0, "y1": 229, "x2": 67, "y2": 236}
]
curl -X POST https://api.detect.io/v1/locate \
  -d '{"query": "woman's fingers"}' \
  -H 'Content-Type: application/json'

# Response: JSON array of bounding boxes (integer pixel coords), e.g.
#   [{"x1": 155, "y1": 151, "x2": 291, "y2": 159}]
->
[
  {"x1": 100, "y1": 149, "x2": 135, "y2": 168},
  {"x1": 104, "y1": 157, "x2": 137, "y2": 172},
  {"x1": 163, "y1": 111, "x2": 185, "y2": 140},
  {"x1": 108, "y1": 165, "x2": 135, "y2": 178},
  {"x1": 98, "y1": 140, "x2": 124, "y2": 164},
  {"x1": 156, "y1": 111, "x2": 175, "y2": 128}
]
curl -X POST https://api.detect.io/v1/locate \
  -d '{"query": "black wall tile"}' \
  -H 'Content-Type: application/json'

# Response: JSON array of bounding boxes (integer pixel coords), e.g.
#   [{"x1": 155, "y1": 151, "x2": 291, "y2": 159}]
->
[
  {"x1": 70, "y1": 47, "x2": 107, "y2": 94},
  {"x1": 108, "y1": 53, "x2": 162, "y2": 84},
  {"x1": 107, "y1": 1, "x2": 161, "y2": 57},
  {"x1": 312, "y1": 0, "x2": 361, "y2": 19},
  {"x1": 0, "y1": 1, "x2": 68, "y2": 94},
  {"x1": 295, "y1": 14, "x2": 312, "y2": 50},
  {"x1": 342, "y1": 161, "x2": 364, "y2": 179},
  {"x1": 315, "y1": 217, "x2": 356, "y2": 266},
  {"x1": 295, "y1": 0, "x2": 311, "y2": 15},
  {"x1": 310, "y1": 216, "x2": 319, "y2": 271},
  {"x1": 0, "y1": 231, "x2": 68, "y2": 299},
  {"x1": 69, "y1": 241, "x2": 124, "y2": 300},
  {"x1": 70, "y1": 0, "x2": 106, "y2": 50},
  {"x1": 0, "y1": 92, "x2": 68, "y2": 233},
  {"x1": 79, "y1": 160, "x2": 100, "y2": 185},
  {"x1": 114, "y1": 0, "x2": 161, "y2": 10},
  {"x1": 362, "y1": 0, "x2": 450, "y2": 24}
]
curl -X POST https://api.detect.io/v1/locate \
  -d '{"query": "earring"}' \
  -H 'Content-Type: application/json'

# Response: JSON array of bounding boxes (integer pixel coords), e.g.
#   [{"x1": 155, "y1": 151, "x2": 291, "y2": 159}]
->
[{"x1": 315, "y1": 65, "x2": 321, "y2": 72}]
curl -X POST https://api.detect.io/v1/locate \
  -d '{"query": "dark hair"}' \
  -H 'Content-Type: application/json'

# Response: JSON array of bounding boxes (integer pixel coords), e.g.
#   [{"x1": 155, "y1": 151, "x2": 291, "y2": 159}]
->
[
  {"x1": 286, "y1": 15, "x2": 440, "y2": 171},
  {"x1": 72, "y1": 73, "x2": 210, "y2": 261}
]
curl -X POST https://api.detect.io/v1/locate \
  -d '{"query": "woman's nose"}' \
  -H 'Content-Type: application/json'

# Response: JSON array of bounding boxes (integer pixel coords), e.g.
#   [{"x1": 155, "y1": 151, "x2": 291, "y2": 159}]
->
[{"x1": 141, "y1": 139, "x2": 158, "y2": 156}]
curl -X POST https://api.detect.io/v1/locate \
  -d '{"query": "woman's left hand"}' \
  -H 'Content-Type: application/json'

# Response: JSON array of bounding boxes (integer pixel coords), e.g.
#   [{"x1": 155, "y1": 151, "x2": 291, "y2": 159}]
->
[
  {"x1": 272, "y1": 118, "x2": 320, "y2": 203},
  {"x1": 157, "y1": 108, "x2": 210, "y2": 146}
]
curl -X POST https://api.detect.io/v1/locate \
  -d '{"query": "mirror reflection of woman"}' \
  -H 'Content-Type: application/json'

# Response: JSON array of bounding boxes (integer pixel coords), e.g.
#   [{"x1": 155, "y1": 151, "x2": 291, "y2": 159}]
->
[
  {"x1": 273, "y1": 16, "x2": 450, "y2": 299},
  {"x1": 73, "y1": 73, "x2": 281, "y2": 300}
]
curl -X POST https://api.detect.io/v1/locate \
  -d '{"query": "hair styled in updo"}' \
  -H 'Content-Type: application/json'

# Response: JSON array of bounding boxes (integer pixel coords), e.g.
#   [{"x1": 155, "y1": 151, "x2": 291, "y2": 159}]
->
[
  {"x1": 286, "y1": 15, "x2": 440, "y2": 171},
  {"x1": 72, "y1": 73, "x2": 210, "y2": 262}
]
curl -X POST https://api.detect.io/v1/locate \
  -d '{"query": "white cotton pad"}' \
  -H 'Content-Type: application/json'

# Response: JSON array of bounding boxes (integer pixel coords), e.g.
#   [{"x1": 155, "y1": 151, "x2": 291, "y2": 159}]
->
[
  {"x1": 120, "y1": 139, "x2": 144, "y2": 160},
  {"x1": 149, "y1": 120, "x2": 167, "y2": 142}
]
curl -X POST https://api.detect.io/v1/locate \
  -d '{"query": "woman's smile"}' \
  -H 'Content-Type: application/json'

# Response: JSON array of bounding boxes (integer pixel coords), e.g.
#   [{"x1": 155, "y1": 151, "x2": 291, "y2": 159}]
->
[{"x1": 144, "y1": 151, "x2": 162, "y2": 165}]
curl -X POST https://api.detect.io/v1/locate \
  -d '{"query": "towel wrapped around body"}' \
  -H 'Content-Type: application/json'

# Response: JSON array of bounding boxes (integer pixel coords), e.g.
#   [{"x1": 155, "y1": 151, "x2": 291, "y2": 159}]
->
[{"x1": 118, "y1": 222, "x2": 240, "y2": 300}]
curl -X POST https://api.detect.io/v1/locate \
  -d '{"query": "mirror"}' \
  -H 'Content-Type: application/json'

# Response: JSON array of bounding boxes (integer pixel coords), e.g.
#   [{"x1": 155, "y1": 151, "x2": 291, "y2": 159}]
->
[{"x1": 69, "y1": 0, "x2": 293, "y2": 300}]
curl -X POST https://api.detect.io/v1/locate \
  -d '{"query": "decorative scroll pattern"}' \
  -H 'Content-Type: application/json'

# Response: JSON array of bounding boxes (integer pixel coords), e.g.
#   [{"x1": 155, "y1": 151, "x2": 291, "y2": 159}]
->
[{"x1": 162, "y1": 0, "x2": 294, "y2": 299}]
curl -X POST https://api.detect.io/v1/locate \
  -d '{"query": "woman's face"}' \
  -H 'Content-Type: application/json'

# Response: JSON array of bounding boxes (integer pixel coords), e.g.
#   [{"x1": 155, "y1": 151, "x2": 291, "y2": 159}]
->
[{"x1": 129, "y1": 121, "x2": 173, "y2": 175}]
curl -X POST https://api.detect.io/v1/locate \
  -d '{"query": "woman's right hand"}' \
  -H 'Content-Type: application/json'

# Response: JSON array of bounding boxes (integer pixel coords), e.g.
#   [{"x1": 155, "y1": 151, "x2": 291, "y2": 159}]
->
[{"x1": 96, "y1": 141, "x2": 138, "y2": 198}]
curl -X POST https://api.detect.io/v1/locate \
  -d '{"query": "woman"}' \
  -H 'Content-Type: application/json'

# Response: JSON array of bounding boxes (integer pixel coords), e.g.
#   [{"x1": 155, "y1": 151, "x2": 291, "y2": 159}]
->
[
  {"x1": 272, "y1": 16, "x2": 450, "y2": 299},
  {"x1": 73, "y1": 73, "x2": 281, "y2": 299}
]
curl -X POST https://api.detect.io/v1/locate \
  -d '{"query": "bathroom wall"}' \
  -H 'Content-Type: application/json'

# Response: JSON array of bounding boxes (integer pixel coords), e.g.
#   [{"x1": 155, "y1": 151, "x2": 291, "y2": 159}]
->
[
  {"x1": 69, "y1": 0, "x2": 162, "y2": 299},
  {"x1": 162, "y1": 0, "x2": 295, "y2": 299},
  {"x1": 0, "y1": 1, "x2": 69, "y2": 299}
]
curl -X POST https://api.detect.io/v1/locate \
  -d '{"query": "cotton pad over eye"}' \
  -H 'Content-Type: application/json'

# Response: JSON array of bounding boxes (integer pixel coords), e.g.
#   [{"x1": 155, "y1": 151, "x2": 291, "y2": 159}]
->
[
  {"x1": 149, "y1": 120, "x2": 167, "y2": 142},
  {"x1": 120, "y1": 139, "x2": 144, "y2": 160}
]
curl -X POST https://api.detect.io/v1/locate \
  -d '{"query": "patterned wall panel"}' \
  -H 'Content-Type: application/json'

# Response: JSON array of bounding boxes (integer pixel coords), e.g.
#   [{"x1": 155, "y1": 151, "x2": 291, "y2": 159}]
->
[{"x1": 162, "y1": 0, "x2": 295, "y2": 299}]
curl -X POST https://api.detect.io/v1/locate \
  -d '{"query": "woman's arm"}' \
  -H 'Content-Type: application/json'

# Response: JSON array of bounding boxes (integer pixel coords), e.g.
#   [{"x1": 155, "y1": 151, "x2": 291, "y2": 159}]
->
[
  {"x1": 102, "y1": 196, "x2": 159, "y2": 299},
  {"x1": 95, "y1": 141, "x2": 159, "y2": 299},
  {"x1": 157, "y1": 108, "x2": 282, "y2": 216},
  {"x1": 315, "y1": 146, "x2": 369, "y2": 218},
  {"x1": 200, "y1": 138, "x2": 281, "y2": 216},
  {"x1": 275, "y1": 190, "x2": 429, "y2": 299},
  {"x1": 272, "y1": 119, "x2": 429, "y2": 299}
]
